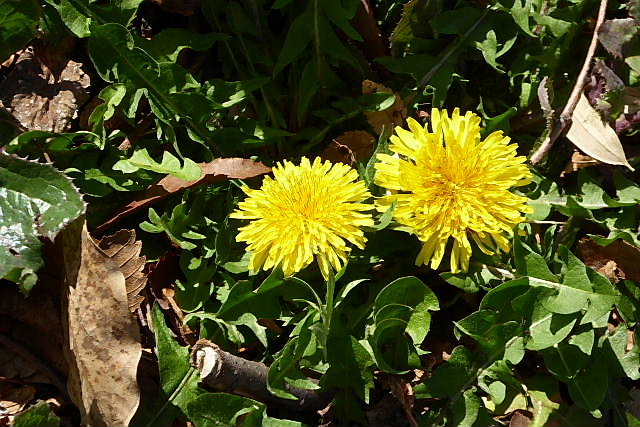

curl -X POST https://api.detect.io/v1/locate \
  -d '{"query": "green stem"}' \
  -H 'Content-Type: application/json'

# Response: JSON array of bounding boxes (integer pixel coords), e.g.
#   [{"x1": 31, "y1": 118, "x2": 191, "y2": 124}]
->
[{"x1": 321, "y1": 267, "x2": 336, "y2": 360}]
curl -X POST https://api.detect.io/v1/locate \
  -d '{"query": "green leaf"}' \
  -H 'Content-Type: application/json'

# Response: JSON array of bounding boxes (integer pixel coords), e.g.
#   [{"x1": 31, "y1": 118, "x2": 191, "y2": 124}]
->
[
  {"x1": 268, "y1": 311, "x2": 320, "y2": 399},
  {"x1": 414, "y1": 345, "x2": 475, "y2": 398},
  {"x1": 186, "y1": 393, "x2": 264, "y2": 427},
  {"x1": 390, "y1": 0, "x2": 439, "y2": 45},
  {"x1": 317, "y1": 12, "x2": 361, "y2": 71},
  {"x1": 0, "y1": 0, "x2": 40, "y2": 62},
  {"x1": 323, "y1": 336, "x2": 375, "y2": 403},
  {"x1": 542, "y1": 326, "x2": 594, "y2": 380},
  {"x1": 363, "y1": 129, "x2": 391, "y2": 189},
  {"x1": 521, "y1": 247, "x2": 619, "y2": 325},
  {"x1": 0, "y1": 154, "x2": 85, "y2": 293},
  {"x1": 44, "y1": 0, "x2": 143, "y2": 38},
  {"x1": 567, "y1": 350, "x2": 608, "y2": 412},
  {"x1": 359, "y1": 92, "x2": 397, "y2": 112},
  {"x1": 273, "y1": 9, "x2": 313, "y2": 74},
  {"x1": 513, "y1": 237, "x2": 557, "y2": 282},
  {"x1": 13, "y1": 401, "x2": 60, "y2": 427},
  {"x1": 320, "y1": 0, "x2": 362, "y2": 41},
  {"x1": 455, "y1": 310, "x2": 522, "y2": 356},
  {"x1": 526, "y1": 307, "x2": 578, "y2": 351},
  {"x1": 430, "y1": 7, "x2": 482, "y2": 35},
  {"x1": 88, "y1": 23, "x2": 218, "y2": 149},
  {"x1": 475, "y1": 29, "x2": 517, "y2": 72},
  {"x1": 113, "y1": 148, "x2": 202, "y2": 181},
  {"x1": 143, "y1": 304, "x2": 203, "y2": 426},
  {"x1": 138, "y1": 29, "x2": 228, "y2": 62},
  {"x1": 614, "y1": 172, "x2": 640, "y2": 204},
  {"x1": 451, "y1": 388, "x2": 482, "y2": 427},
  {"x1": 369, "y1": 276, "x2": 439, "y2": 372},
  {"x1": 605, "y1": 324, "x2": 640, "y2": 380}
]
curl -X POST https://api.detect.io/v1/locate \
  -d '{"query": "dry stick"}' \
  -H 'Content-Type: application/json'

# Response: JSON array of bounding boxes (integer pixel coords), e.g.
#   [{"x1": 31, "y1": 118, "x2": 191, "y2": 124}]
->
[
  {"x1": 529, "y1": 0, "x2": 609, "y2": 165},
  {"x1": 190, "y1": 339, "x2": 330, "y2": 420}
]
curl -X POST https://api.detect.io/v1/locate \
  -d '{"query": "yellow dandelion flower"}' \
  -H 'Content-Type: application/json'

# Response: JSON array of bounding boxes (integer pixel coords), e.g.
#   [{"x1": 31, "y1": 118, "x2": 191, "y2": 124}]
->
[
  {"x1": 230, "y1": 157, "x2": 374, "y2": 279},
  {"x1": 374, "y1": 108, "x2": 532, "y2": 273}
]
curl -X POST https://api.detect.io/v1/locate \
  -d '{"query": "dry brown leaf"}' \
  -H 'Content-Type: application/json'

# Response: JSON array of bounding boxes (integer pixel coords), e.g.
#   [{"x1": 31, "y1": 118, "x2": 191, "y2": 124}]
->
[
  {"x1": 321, "y1": 130, "x2": 375, "y2": 167},
  {"x1": 94, "y1": 158, "x2": 271, "y2": 234},
  {"x1": 60, "y1": 219, "x2": 141, "y2": 427},
  {"x1": 379, "y1": 374, "x2": 418, "y2": 427},
  {"x1": 362, "y1": 80, "x2": 406, "y2": 134},
  {"x1": 0, "y1": 278, "x2": 67, "y2": 389},
  {"x1": 560, "y1": 151, "x2": 600, "y2": 177},
  {"x1": 0, "y1": 46, "x2": 90, "y2": 133},
  {"x1": 509, "y1": 409, "x2": 533, "y2": 427},
  {"x1": 566, "y1": 94, "x2": 633, "y2": 170},
  {"x1": 147, "y1": 0, "x2": 201, "y2": 15},
  {"x1": 0, "y1": 384, "x2": 36, "y2": 416},
  {"x1": 97, "y1": 230, "x2": 147, "y2": 312},
  {"x1": 575, "y1": 237, "x2": 640, "y2": 283}
]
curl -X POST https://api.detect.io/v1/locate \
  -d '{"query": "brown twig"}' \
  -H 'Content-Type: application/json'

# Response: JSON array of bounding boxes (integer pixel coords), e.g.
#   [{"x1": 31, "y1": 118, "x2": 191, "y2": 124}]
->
[
  {"x1": 190, "y1": 339, "x2": 330, "y2": 423},
  {"x1": 529, "y1": 0, "x2": 609, "y2": 165}
]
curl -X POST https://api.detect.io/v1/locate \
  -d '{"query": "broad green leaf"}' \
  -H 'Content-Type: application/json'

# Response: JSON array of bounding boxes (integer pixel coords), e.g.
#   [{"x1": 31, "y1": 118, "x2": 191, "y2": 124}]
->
[
  {"x1": 614, "y1": 172, "x2": 640, "y2": 204},
  {"x1": 369, "y1": 276, "x2": 439, "y2": 372},
  {"x1": 44, "y1": 0, "x2": 143, "y2": 38},
  {"x1": 273, "y1": 9, "x2": 313, "y2": 74},
  {"x1": 567, "y1": 351, "x2": 608, "y2": 412},
  {"x1": 441, "y1": 266, "x2": 498, "y2": 294},
  {"x1": 533, "y1": 14, "x2": 572, "y2": 37},
  {"x1": 113, "y1": 148, "x2": 202, "y2": 181},
  {"x1": 317, "y1": 12, "x2": 361, "y2": 71},
  {"x1": 323, "y1": 336, "x2": 375, "y2": 403},
  {"x1": 0, "y1": 154, "x2": 85, "y2": 293},
  {"x1": 542, "y1": 328, "x2": 594, "y2": 380},
  {"x1": 526, "y1": 307, "x2": 578, "y2": 351},
  {"x1": 13, "y1": 401, "x2": 60, "y2": 427},
  {"x1": 455, "y1": 310, "x2": 522, "y2": 356},
  {"x1": 509, "y1": 0, "x2": 536, "y2": 36},
  {"x1": 186, "y1": 393, "x2": 263, "y2": 427},
  {"x1": 320, "y1": 0, "x2": 362, "y2": 41},
  {"x1": 430, "y1": 7, "x2": 482, "y2": 35},
  {"x1": 142, "y1": 304, "x2": 203, "y2": 426},
  {"x1": 390, "y1": 0, "x2": 439, "y2": 44},
  {"x1": 185, "y1": 392, "x2": 303, "y2": 427},
  {"x1": 513, "y1": 237, "x2": 557, "y2": 281},
  {"x1": 138, "y1": 29, "x2": 227, "y2": 62},
  {"x1": 359, "y1": 92, "x2": 397, "y2": 112},
  {"x1": 451, "y1": 388, "x2": 482, "y2": 427},
  {"x1": 88, "y1": 23, "x2": 217, "y2": 149},
  {"x1": 414, "y1": 346, "x2": 475, "y2": 398},
  {"x1": 616, "y1": 280, "x2": 640, "y2": 324},
  {"x1": 521, "y1": 247, "x2": 619, "y2": 324},
  {"x1": 268, "y1": 311, "x2": 320, "y2": 399},
  {"x1": 605, "y1": 324, "x2": 640, "y2": 380},
  {"x1": 0, "y1": 0, "x2": 40, "y2": 62}
]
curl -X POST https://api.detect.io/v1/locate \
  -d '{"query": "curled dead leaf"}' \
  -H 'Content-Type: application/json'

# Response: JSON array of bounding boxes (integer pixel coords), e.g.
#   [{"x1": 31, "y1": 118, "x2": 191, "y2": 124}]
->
[
  {"x1": 94, "y1": 158, "x2": 271, "y2": 234},
  {"x1": 576, "y1": 237, "x2": 640, "y2": 283},
  {"x1": 566, "y1": 94, "x2": 633, "y2": 170},
  {"x1": 147, "y1": 0, "x2": 201, "y2": 16},
  {"x1": 560, "y1": 151, "x2": 600, "y2": 177},
  {"x1": 0, "y1": 384, "x2": 36, "y2": 417},
  {"x1": 0, "y1": 46, "x2": 90, "y2": 133},
  {"x1": 97, "y1": 230, "x2": 147, "y2": 312},
  {"x1": 321, "y1": 130, "x2": 375, "y2": 167},
  {"x1": 362, "y1": 80, "x2": 406, "y2": 134},
  {"x1": 60, "y1": 219, "x2": 141, "y2": 427}
]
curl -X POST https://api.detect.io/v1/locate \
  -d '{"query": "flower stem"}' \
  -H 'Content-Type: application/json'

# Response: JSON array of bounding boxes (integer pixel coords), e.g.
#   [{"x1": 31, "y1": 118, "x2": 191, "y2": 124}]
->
[{"x1": 321, "y1": 268, "x2": 336, "y2": 360}]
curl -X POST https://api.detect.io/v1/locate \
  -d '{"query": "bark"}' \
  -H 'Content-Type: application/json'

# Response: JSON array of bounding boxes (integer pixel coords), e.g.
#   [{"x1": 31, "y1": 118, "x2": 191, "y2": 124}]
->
[{"x1": 190, "y1": 339, "x2": 330, "y2": 420}]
